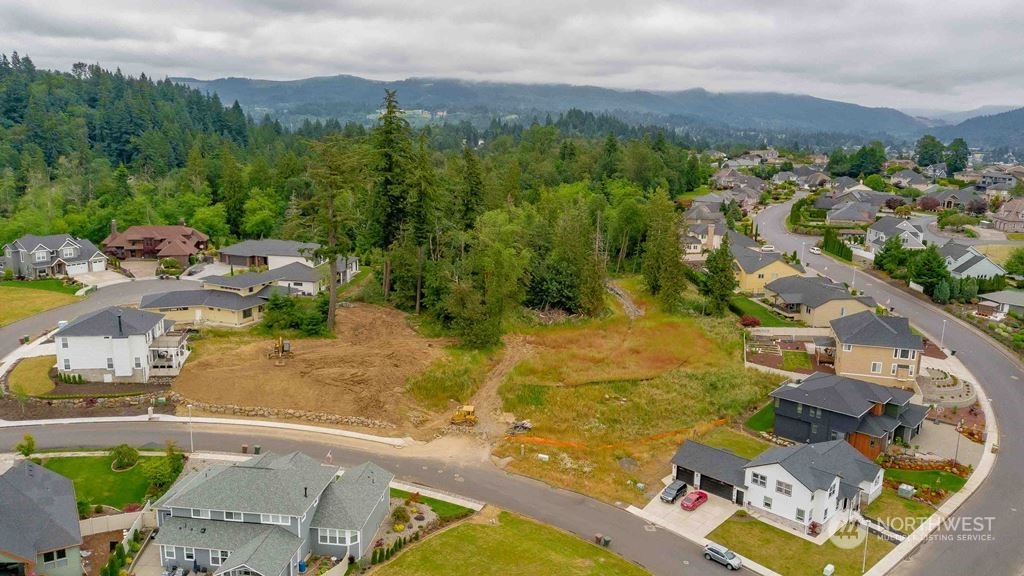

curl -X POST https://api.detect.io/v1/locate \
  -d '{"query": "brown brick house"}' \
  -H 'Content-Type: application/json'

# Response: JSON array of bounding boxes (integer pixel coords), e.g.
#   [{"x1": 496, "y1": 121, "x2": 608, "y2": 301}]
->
[{"x1": 102, "y1": 220, "x2": 209, "y2": 266}]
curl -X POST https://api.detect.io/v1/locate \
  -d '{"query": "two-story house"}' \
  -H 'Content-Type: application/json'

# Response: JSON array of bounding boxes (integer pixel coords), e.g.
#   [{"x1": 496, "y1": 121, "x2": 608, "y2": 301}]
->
[
  {"x1": 938, "y1": 241, "x2": 1006, "y2": 279},
  {"x1": 993, "y1": 198, "x2": 1024, "y2": 233},
  {"x1": 56, "y1": 306, "x2": 189, "y2": 383},
  {"x1": 102, "y1": 220, "x2": 209, "y2": 266},
  {"x1": 728, "y1": 231, "x2": 804, "y2": 295},
  {"x1": 0, "y1": 234, "x2": 107, "y2": 279},
  {"x1": 830, "y1": 311, "x2": 923, "y2": 387},
  {"x1": 866, "y1": 217, "x2": 926, "y2": 252},
  {"x1": 769, "y1": 372, "x2": 929, "y2": 459},
  {"x1": 0, "y1": 461, "x2": 83, "y2": 576},
  {"x1": 980, "y1": 171, "x2": 1017, "y2": 188},
  {"x1": 153, "y1": 452, "x2": 393, "y2": 576},
  {"x1": 889, "y1": 169, "x2": 929, "y2": 190},
  {"x1": 922, "y1": 162, "x2": 947, "y2": 179},
  {"x1": 764, "y1": 276, "x2": 876, "y2": 327}
]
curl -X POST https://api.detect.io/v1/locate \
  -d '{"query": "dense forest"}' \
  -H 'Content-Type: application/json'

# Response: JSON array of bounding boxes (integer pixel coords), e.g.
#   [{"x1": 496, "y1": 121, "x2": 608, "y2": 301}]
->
[{"x1": 0, "y1": 56, "x2": 742, "y2": 346}]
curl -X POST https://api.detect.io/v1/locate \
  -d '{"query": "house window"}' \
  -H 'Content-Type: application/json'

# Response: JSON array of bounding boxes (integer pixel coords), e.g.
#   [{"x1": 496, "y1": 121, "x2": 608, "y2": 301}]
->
[
  {"x1": 106, "y1": 358, "x2": 114, "y2": 369},
  {"x1": 757, "y1": 273, "x2": 765, "y2": 279},
  {"x1": 62, "y1": 248, "x2": 75, "y2": 258},
  {"x1": 762, "y1": 496, "x2": 772, "y2": 509},
  {"x1": 840, "y1": 307, "x2": 846, "y2": 317},
  {"x1": 34, "y1": 251, "x2": 48, "y2": 262},
  {"x1": 830, "y1": 430, "x2": 842, "y2": 441},
  {"x1": 243, "y1": 308, "x2": 253, "y2": 319},
  {"x1": 775, "y1": 481, "x2": 793, "y2": 497},
  {"x1": 842, "y1": 344, "x2": 853, "y2": 352},
  {"x1": 224, "y1": 511, "x2": 243, "y2": 521},
  {"x1": 870, "y1": 362, "x2": 882, "y2": 374},
  {"x1": 61, "y1": 337, "x2": 68, "y2": 349},
  {"x1": 261, "y1": 513, "x2": 289, "y2": 525},
  {"x1": 891, "y1": 364, "x2": 898, "y2": 376},
  {"x1": 829, "y1": 484, "x2": 837, "y2": 498},
  {"x1": 164, "y1": 546, "x2": 175, "y2": 560},
  {"x1": 63, "y1": 359, "x2": 70, "y2": 370},
  {"x1": 191, "y1": 508, "x2": 210, "y2": 519},
  {"x1": 210, "y1": 550, "x2": 230, "y2": 566},
  {"x1": 43, "y1": 549, "x2": 67, "y2": 566},
  {"x1": 751, "y1": 472, "x2": 767, "y2": 487},
  {"x1": 773, "y1": 397, "x2": 780, "y2": 408},
  {"x1": 796, "y1": 403, "x2": 803, "y2": 415},
  {"x1": 184, "y1": 548, "x2": 195, "y2": 561},
  {"x1": 909, "y1": 365, "x2": 915, "y2": 376},
  {"x1": 135, "y1": 357, "x2": 142, "y2": 369},
  {"x1": 893, "y1": 348, "x2": 914, "y2": 359},
  {"x1": 320, "y1": 528, "x2": 343, "y2": 545},
  {"x1": 811, "y1": 423, "x2": 818, "y2": 435},
  {"x1": 795, "y1": 508, "x2": 806, "y2": 522}
]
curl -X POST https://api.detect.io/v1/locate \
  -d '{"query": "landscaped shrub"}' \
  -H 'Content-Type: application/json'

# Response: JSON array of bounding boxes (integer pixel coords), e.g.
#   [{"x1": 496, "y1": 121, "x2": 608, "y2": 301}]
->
[
  {"x1": 115, "y1": 543, "x2": 126, "y2": 563},
  {"x1": 392, "y1": 506, "x2": 411, "y2": 524},
  {"x1": 110, "y1": 444, "x2": 140, "y2": 470},
  {"x1": 740, "y1": 315, "x2": 761, "y2": 327},
  {"x1": 94, "y1": 504, "x2": 104, "y2": 514},
  {"x1": 77, "y1": 500, "x2": 90, "y2": 519}
]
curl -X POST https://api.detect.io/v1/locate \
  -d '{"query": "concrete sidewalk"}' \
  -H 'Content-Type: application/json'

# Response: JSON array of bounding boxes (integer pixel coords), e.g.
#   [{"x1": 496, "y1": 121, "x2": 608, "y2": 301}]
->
[{"x1": 0, "y1": 328, "x2": 60, "y2": 382}]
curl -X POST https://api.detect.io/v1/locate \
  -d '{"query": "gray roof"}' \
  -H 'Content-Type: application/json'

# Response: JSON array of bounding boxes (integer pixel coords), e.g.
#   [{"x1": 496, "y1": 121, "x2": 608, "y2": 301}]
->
[
  {"x1": 671, "y1": 441, "x2": 749, "y2": 486},
  {"x1": 140, "y1": 286, "x2": 285, "y2": 312},
  {"x1": 219, "y1": 239, "x2": 320, "y2": 259},
  {"x1": 979, "y1": 290, "x2": 1024, "y2": 307},
  {"x1": 156, "y1": 452, "x2": 337, "y2": 517},
  {"x1": 746, "y1": 440, "x2": 880, "y2": 493},
  {"x1": 7, "y1": 234, "x2": 104, "y2": 265},
  {"x1": 728, "y1": 231, "x2": 804, "y2": 275},
  {"x1": 312, "y1": 462, "x2": 394, "y2": 530},
  {"x1": 827, "y1": 201, "x2": 877, "y2": 223},
  {"x1": 870, "y1": 216, "x2": 922, "y2": 237},
  {"x1": 830, "y1": 310, "x2": 922, "y2": 350},
  {"x1": 0, "y1": 461, "x2": 81, "y2": 559},
  {"x1": 683, "y1": 203, "x2": 725, "y2": 224},
  {"x1": 764, "y1": 276, "x2": 876, "y2": 309},
  {"x1": 891, "y1": 169, "x2": 927, "y2": 185},
  {"x1": 857, "y1": 413, "x2": 901, "y2": 438},
  {"x1": 770, "y1": 372, "x2": 914, "y2": 418},
  {"x1": 59, "y1": 306, "x2": 164, "y2": 338},
  {"x1": 204, "y1": 262, "x2": 322, "y2": 289},
  {"x1": 154, "y1": 517, "x2": 299, "y2": 576},
  {"x1": 832, "y1": 176, "x2": 859, "y2": 191}
]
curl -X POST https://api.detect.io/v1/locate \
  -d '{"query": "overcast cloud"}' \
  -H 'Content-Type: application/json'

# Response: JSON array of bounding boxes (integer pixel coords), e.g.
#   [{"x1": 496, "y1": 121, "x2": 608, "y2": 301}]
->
[{"x1": 0, "y1": 0, "x2": 1020, "y2": 110}]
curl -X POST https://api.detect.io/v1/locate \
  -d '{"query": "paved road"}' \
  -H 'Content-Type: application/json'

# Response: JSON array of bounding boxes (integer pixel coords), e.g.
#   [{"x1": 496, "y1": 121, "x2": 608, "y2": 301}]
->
[
  {"x1": 0, "y1": 422, "x2": 711, "y2": 576},
  {"x1": 0, "y1": 279, "x2": 193, "y2": 360},
  {"x1": 757, "y1": 201, "x2": 1024, "y2": 576}
]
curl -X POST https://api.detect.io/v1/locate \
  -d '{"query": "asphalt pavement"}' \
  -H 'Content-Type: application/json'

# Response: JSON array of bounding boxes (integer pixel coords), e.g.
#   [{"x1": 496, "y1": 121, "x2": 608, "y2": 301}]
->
[{"x1": 756, "y1": 200, "x2": 1024, "y2": 576}]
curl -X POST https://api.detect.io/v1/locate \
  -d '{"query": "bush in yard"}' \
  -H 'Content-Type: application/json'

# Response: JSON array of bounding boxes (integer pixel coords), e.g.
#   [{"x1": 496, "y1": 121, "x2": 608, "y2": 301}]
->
[
  {"x1": 371, "y1": 549, "x2": 379, "y2": 564},
  {"x1": 2, "y1": 268, "x2": 12, "y2": 281},
  {"x1": 77, "y1": 500, "x2": 90, "y2": 519},
  {"x1": 392, "y1": 505, "x2": 411, "y2": 524},
  {"x1": 115, "y1": 542, "x2": 126, "y2": 562},
  {"x1": 95, "y1": 503, "x2": 104, "y2": 514},
  {"x1": 14, "y1": 433, "x2": 35, "y2": 457},
  {"x1": 740, "y1": 315, "x2": 761, "y2": 327},
  {"x1": 393, "y1": 522, "x2": 405, "y2": 532},
  {"x1": 110, "y1": 444, "x2": 140, "y2": 470},
  {"x1": 100, "y1": 566, "x2": 110, "y2": 576}
]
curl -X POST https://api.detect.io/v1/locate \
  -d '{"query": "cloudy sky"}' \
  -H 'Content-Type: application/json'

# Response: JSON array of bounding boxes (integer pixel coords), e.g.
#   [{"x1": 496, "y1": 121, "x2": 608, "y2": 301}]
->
[{"x1": 1, "y1": 0, "x2": 1021, "y2": 111}]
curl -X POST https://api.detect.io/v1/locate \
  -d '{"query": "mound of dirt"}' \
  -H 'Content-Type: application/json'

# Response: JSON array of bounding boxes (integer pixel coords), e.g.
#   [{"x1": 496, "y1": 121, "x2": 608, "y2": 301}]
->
[{"x1": 173, "y1": 304, "x2": 451, "y2": 431}]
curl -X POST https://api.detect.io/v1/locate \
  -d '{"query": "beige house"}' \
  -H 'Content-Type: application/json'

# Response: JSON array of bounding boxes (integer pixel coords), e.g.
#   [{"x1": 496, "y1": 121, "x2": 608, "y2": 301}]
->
[
  {"x1": 728, "y1": 231, "x2": 804, "y2": 295},
  {"x1": 764, "y1": 276, "x2": 876, "y2": 327},
  {"x1": 829, "y1": 311, "x2": 923, "y2": 387}
]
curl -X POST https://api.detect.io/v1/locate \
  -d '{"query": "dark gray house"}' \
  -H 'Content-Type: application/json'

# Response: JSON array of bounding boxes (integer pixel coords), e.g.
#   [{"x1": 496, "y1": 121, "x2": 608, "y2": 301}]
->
[
  {"x1": 0, "y1": 461, "x2": 83, "y2": 576},
  {"x1": 770, "y1": 372, "x2": 929, "y2": 459},
  {"x1": 154, "y1": 453, "x2": 393, "y2": 576}
]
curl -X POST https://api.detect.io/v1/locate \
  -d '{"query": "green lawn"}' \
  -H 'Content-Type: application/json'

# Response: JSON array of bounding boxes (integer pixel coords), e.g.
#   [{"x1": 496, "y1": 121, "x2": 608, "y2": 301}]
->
[
  {"x1": 781, "y1": 350, "x2": 812, "y2": 371},
  {"x1": 8, "y1": 355, "x2": 57, "y2": 395},
  {"x1": 699, "y1": 427, "x2": 771, "y2": 459},
  {"x1": 863, "y1": 489, "x2": 935, "y2": 529},
  {"x1": 374, "y1": 511, "x2": 650, "y2": 576},
  {"x1": 43, "y1": 455, "x2": 150, "y2": 509},
  {"x1": 745, "y1": 403, "x2": 775, "y2": 432},
  {"x1": 884, "y1": 469, "x2": 967, "y2": 493},
  {"x1": 1007, "y1": 233, "x2": 1024, "y2": 241},
  {"x1": 729, "y1": 296, "x2": 800, "y2": 327},
  {"x1": 0, "y1": 286, "x2": 78, "y2": 326},
  {"x1": 708, "y1": 512, "x2": 895, "y2": 576},
  {"x1": 390, "y1": 488, "x2": 474, "y2": 522},
  {"x1": 0, "y1": 278, "x2": 81, "y2": 294}
]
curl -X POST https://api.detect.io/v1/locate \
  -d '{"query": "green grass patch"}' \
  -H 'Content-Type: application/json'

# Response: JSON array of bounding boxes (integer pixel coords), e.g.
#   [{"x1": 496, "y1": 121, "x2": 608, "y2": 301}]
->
[
  {"x1": 374, "y1": 510, "x2": 650, "y2": 576},
  {"x1": 1007, "y1": 233, "x2": 1024, "y2": 241},
  {"x1": 389, "y1": 488, "x2": 474, "y2": 522},
  {"x1": 781, "y1": 350, "x2": 812, "y2": 371},
  {"x1": 745, "y1": 403, "x2": 775, "y2": 432},
  {"x1": 407, "y1": 348, "x2": 491, "y2": 410},
  {"x1": 863, "y1": 489, "x2": 934, "y2": 528},
  {"x1": 698, "y1": 427, "x2": 771, "y2": 459},
  {"x1": 0, "y1": 286, "x2": 78, "y2": 326},
  {"x1": 884, "y1": 469, "x2": 967, "y2": 493},
  {"x1": 729, "y1": 296, "x2": 800, "y2": 327},
  {"x1": 0, "y1": 278, "x2": 81, "y2": 294},
  {"x1": 708, "y1": 512, "x2": 895, "y2": 576},
  {"x1": 8, "y1": 355, "x2": 56, "y2": 396},
  {"x1": 43, "y1": 455, "x2": 150, "y2": 509}
]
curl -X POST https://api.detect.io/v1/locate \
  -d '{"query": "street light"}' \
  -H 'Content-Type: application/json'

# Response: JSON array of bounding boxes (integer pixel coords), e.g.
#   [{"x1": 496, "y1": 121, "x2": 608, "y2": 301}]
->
[
  {"x1": 940, "y1": 319, "x2": 947, "y2": 349},
  {"x1": 187, "y1": 404, "x2": 194, "y2": 454}
]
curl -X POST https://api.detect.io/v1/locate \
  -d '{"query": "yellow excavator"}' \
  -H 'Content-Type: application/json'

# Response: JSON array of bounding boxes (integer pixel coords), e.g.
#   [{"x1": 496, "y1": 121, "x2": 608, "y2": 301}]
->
[
  {"x1": 268, "y1": 336, "x2": 294, "y2": 363},
  {"x1": 450, "y1": 405, "x2": 478, "y2": 426}
]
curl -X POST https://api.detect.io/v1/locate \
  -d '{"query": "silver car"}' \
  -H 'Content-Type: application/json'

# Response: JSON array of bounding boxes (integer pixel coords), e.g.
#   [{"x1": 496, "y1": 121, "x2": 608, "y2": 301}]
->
[{"x1": 704, "y1": 542, "x2": 742, "y2": 570}]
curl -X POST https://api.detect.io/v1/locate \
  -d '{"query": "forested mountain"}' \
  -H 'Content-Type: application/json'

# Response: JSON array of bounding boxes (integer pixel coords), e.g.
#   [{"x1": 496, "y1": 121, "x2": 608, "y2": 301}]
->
[
  {"x1": 175, "y1": 75, "x2": 928, "y2": 137},
  {"x1": 933, "y1": 106, "x2": 1024, "y2": 150}
]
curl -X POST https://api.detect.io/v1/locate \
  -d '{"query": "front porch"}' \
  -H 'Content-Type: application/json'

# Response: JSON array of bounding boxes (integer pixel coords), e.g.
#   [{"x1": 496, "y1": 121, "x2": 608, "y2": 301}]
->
[{"x1": 150, "y1": 331, "x2": 190, "y2": 377}]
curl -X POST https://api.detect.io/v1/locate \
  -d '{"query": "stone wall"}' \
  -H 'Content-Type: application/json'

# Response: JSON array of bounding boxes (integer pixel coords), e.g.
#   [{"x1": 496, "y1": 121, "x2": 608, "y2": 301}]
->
[{"x1": 167, "y1": 392, "x2": 397, "y2": 429}]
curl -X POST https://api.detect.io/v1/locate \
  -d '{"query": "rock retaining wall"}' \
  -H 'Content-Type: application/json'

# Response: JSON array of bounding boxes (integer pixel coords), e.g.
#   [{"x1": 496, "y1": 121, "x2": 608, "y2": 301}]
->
[{"x1": 167, "y1": 392, "x2": 397, "y2": 429}]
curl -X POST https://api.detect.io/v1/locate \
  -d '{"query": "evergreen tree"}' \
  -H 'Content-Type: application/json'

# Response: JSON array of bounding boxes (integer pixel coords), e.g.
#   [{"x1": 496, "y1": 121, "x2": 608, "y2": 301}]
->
[
  {"x1": 873, "y1": 235, "x2": 906, "y2": 274},
  {"x1": 640, "y1": 189, "x2": 686, "y2": 310},
  {"x1": 701, "y1": 234, "x2": 736, "y2": 315},
  {"x1": 933, "y1": 279, "x2": 950, "y2": 303},
  {"x1": 910, "y1": 244, "x2": 950, "y2": 296}
]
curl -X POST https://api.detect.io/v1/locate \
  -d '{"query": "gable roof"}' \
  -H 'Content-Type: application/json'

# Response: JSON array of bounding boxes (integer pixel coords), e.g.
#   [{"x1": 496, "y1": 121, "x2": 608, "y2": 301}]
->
[
  {"x1": 0, "y1": 461, "x2": 81, "y2": 560},
  {"x1": 141, "y1": 286, "x2": 285, "y2": 312},
  {"x1": 312, "y1": 462, "x2": 394, "y2": 529},
  {"x1": 103, "y1": 225, "x2": 208, "y2": 249},
  {"x1": 59, "y1": 306, "x2": 164, "y2": 338},
  {"x1": 5, "y1": 234, "x2": 104, "y2": 264},
  {"x1": 870, "y1": 216, "x2": 922, "y2": 237},
  {"x1": 671, "y1": 441, "x2": 748, "y2": 486},
  {"x1": 154, "y1": 517, "x2": 299, "y2": 576},
  {"x1": 204, "y1": 262, "x2": 321, "y2": 290},
  {"x1": 219, "y1": 239, "x2": 321, "y2": 259},
  {"x1": 770, "y1": 372, "x2": 913, "y2": 418},
  {"x1": 727, "y1": 231, "x2": 804, "y2": 275},
  {"x1": 827, "y1": 201, "x2": 877, "y2": 223},
  {"x1": 979, "y1": 290, "x2": 1024, "y2": 307},
  {"x1": 746, "y1": 440, "x2": 880, "y2": 492},
  {"x1": 830, "y1": 310, "x2": 922, "y2": 350},
  {"x1": 891, "y1": 169, "x2": 927, "y2": 185},
  {"x1": 764, "y1": 276, "x2": 876, "y2": 309}
]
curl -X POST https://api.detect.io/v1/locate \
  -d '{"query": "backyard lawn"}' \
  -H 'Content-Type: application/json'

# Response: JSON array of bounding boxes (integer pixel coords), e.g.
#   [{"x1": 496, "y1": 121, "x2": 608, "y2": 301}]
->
[
  {"x1": 43, "y1": 455, "x2": 150, "y2": 509},
  {"x1": 864, "y1": 489, "x2": 935, "y2": 528},
  {"x1": 0, "y1": 278, "x2": 81, "y2": 295},
  {"x1": 781, "y1": 350, "x2": 812, "y2": 371},
  {"x1": 390, "y1": 488, "x2": 474, "y2": 522},
  {"x1": 745, "y1": 403, "x2": 775, "y2": 432},
  {"x1": 884, "y1": 469, "x2": 967, "y2": 493},
  {"x1": 708, "y1": 512, "x2": 895, "y2": 576},
  {"x1": 0, "y1": 285, "x2": 78, "y2": 326},
  {"x1": 698, "y1": 427, "x2": 771, "y2": 459},
  {"x1": 1007, "y1": 233, "x2": 1024, "y2": 241},
  {"x1": 975, "y1": 244, "x2": 1017, "y2": 265},
  {"x1": 374, "y1": 510, "x2": 650, "y2": 576},
  {"x1": 7, "y1": 355, "x2": 56, "y2": 396},
  {"x1": 729, "y1": 296, "x2": 800, "y2": 327}
]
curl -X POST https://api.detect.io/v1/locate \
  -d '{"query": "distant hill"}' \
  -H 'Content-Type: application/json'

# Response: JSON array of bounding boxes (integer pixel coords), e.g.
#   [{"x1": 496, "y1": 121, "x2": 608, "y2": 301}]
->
[
  {"x1": 173, "y1": 75, "x2": 927, "y2": 136},
  {"x1": 933, "y1": 106, "x2": 1024, "y2": 149},
  {"x1": 904, "y1": 105, "x2": 1019, "y2": 125}
]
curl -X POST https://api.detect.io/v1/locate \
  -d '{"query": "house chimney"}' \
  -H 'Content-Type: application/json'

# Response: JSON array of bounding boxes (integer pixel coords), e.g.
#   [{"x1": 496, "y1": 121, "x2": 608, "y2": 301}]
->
[
  {"x1": 116, "y1": 310, "x2": 124, "y2": 337},
  {"x1": 111, "y1": 219, "x2": 118, "y2": 235}
]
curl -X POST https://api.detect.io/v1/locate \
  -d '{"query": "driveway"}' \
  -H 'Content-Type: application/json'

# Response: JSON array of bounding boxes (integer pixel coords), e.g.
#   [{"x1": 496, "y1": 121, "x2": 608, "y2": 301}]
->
[
  {"x1": 72, "y1": 270, "x2": 130, "y2": 289},
  {"x1": 913, "y1": 419, "x2": 985, "y2": 467},
  {"x1": 121, "y1": 260, "x2": 158, "y2": 279},
  {"x1": 182, "y1": 262, "x2": 231, "y2": 281},
  {"x1": 632, "y1": 481, "x2": 739, "y2": 539}
]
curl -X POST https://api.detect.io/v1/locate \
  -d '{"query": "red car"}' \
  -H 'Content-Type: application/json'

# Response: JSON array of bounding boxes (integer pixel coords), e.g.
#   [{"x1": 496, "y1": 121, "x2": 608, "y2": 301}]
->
[{"x1": 680, "y1": 490, "x2": 708, "y2": 511}]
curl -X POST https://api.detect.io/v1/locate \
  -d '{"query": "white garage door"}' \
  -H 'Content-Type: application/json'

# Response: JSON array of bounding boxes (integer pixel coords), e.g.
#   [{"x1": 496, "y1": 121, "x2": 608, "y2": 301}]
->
[
  {"x1": 66, "y1": 262, "x2": 89, "y2": 275},
  {"x1": 90, "y1": 259, "x2": 107, "y2": 271}
]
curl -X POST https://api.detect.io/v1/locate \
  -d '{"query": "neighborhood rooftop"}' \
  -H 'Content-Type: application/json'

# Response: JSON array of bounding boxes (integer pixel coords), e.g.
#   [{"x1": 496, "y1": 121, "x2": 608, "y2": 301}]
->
[
  {"x1": 204, "y1": 261, "x2": 322, "y2": 289},
  {"x1": 0, "y1": 461, "x2": 82, "y2": 562},
  {"x1": 728, "y1": 230, "x2": 804, "y2": 274},
  {"x1": 219, "y1": 239, "x2": 320, "y2": 258},
  {"x1": 765, "y1": 276, "x2": 876, "y2": 309},
  {"x1": 58, "y1": 306, "x2": 164, "y2": 337},
  {"x1": 771, "y1": 372, "x2": 913, "y2": 418},
  {"x1": 670, "y1": 441, "x2": 748, "y2": 486},
  {"x1": 830, "y1": 310, "x2": 923, "y2": 350},
  {"x1": 870, "y1": 216, "x2": 924, "y2": 236},
  {"x1": 745, "y1": 440, "x2": 880, "y2": 494},
  {"x1": 140, "y1": 286, "x2": 288, "y2": 311},
  {"x1": 312, "y1": 462, "x2": 395, "y2": 530}
]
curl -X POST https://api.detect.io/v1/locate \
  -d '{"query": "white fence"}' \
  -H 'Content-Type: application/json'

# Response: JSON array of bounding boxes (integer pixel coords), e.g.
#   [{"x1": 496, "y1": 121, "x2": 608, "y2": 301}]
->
[
  {"x1": 850, "y1": 245, "x2": 875, "y2": 261},
  {"x1": 79, "y1": 500, "x2": 154, "y2": 541},
  {"x1": 748, "y1": 327, "x2": 831, "y2": 338}
]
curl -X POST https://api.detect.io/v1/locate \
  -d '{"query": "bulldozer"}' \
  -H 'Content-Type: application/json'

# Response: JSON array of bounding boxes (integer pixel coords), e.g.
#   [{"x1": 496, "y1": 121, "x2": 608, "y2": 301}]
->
[{"x1": 450, "y1": 405, "x2": 478, "y2": 426}]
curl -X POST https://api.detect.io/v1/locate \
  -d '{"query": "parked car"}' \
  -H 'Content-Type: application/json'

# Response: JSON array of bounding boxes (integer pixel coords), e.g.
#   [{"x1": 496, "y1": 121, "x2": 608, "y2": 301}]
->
[
  {"x1": 760, "y1": 244, "x2": 776, "y2": 252},
  {"x1": 703, "y1": 542, "x2": 743, "y2": 570},
  {"x1": 660, "y1": 480, "x2": 687, "y2": 503},
  {"x1": 809, "y1": 246, "x2": 822, "y2": 254},
  {"x1": 680, "y1": 490, "x2": 708, "y2": 511}
]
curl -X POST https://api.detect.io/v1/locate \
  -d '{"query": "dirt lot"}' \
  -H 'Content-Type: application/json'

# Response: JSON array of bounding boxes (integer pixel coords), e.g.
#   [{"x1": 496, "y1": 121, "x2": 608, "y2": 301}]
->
[
  {"x1": 173, "y1": 304, "x2": 452, "y2": 435},
  {"x1": 81, "y1": 530, "x2": 122, "y2": 576}
]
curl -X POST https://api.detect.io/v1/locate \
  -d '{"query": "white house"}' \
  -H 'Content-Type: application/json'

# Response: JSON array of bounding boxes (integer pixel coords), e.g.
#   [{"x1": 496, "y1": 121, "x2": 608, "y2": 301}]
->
[
  {"x1": 218, "y1": 239, "x2": 324, "y2": 270},
  {"x1": 938, "y1": 242, "x2": 1007, "y2": 279},
  {"x1": 56, "y1": 306, "x2": 189, "y2": 383},
  {"x1": 866, "y1": 216, "x2": 926, "y2": 252}
]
